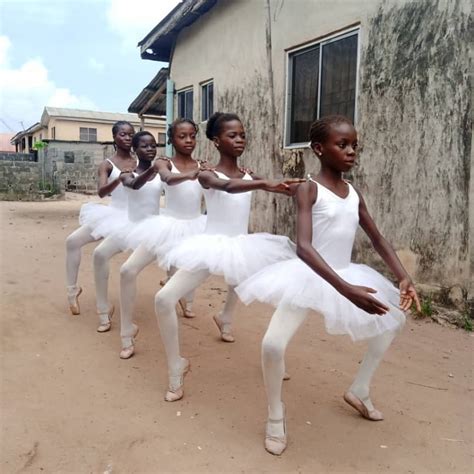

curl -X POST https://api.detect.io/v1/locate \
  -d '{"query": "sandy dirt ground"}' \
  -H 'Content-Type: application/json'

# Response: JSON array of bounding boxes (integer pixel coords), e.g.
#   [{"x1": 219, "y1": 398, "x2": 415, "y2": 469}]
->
[{"x1": 1, "y1": 194, "x2": 472, "y2": 473}]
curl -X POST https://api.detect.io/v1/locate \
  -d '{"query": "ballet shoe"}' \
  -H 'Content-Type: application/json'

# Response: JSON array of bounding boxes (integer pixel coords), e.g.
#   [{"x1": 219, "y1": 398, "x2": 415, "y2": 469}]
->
[
  {"x1": 283, "y1": 372, "x2": 291, "y2": 381},
  {"x1": 67, "y1": 286, "x2": 82, "y2": 315},
  {"x1": 213, "y1": 314, "x2": 235, "y2": 343},
  {"x1": 119, "y1": 324, "x2": 139, "y2": 359},
  {"x1": 265, "y1": 405, "x2": 287, "y2": 456},
  {"x1": 343, "y1": 391, "x2": 384, "y2": 421},
  {"x1": 97, "y1": 305, "x2": 114, "y2": 333},
  {"x1": 178, "y1": 298, "x2": 196, "y2": 318},
  {"x1": 164, "y1": 358, "x2": 190, "y2": 402}
]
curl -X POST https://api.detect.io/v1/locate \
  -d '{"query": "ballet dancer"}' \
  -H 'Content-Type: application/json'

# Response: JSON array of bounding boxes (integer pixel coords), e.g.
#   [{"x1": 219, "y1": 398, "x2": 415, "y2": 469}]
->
[
  {"x1": 65, "y1": 121, "x2": 136, "y2": 315},
  {"x1": 154, "y1": 112, "x2": 304, "y2": 402},
  {"x1": 236, "y1": 115, "x2": 421, "y2": 455}
]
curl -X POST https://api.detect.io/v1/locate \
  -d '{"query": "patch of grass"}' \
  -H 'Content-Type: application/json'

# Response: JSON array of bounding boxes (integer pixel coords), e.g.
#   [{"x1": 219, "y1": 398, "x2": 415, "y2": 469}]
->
[
  {"x1": 462, "y1": 312, "x2": 473, "y2": 332},
  {"x1": 413, "y1": 296, "x2": 434, "y2": 318}
]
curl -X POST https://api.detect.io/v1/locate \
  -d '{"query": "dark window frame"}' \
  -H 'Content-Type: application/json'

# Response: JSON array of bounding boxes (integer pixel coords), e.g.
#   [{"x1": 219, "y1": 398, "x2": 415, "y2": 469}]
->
[
  {"x1": 177, "y1": 87, "x2": 194, "y2": 120},
  {"x1": 285, "y1": 27, "x2": 360, "y2": 147},
  {"x1": 201, "y1": 80, "x2": 214, "y2": 122}
]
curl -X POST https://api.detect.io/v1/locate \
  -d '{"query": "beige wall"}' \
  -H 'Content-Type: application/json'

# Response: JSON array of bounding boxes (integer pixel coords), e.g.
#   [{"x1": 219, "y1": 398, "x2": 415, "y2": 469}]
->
[{"x1": 167, "y1": 0, "x2": 472, "y2": 302}]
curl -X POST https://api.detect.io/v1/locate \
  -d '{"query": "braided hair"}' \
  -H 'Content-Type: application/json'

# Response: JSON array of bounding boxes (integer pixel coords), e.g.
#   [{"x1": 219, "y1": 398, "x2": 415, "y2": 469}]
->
[
  {"x1": 309, "y1": 115, "x2": 353, "y2": 145},
  {"x1": 167, "y1": 118, "x2": 198, "y2": 145},
  {"x1": 112, "y1": 120, "x2": 134, "y2": 137}
]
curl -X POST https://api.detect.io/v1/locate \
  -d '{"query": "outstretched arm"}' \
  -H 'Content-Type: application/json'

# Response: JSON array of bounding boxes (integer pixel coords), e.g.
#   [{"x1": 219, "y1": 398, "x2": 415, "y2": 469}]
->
[
  {"x1": 97, "y1": 160, "x2": 129, "y2": 197},
  {"x1": 120, "y1": 164, "x2": 158, "y2": 190},
  {"x1": 155, "y1": 158, "x2": 200, "y2": 186},
  {"x1": 198, "y1": 170, "x2": 303, "y2": 195},
  {"x1": 295, "y1": 182, "x2": 389, "y2": 315},
  {"x1": 356, "y1": 188, "x2": 421, "y2": 311}
]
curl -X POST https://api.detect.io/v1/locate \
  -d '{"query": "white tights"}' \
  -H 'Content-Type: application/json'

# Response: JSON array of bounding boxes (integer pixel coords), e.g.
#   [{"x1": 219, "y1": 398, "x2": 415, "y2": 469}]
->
[
  {"x1": 65, "y1": 225, "x2": 98, "y2": 289},
  {"x1": 262, "y1": 303, "x2": 398, "y2": 430},
  {"x1": 93, "y1": 236, "x2": 123, "y2": 322},
  {"x1": 154, "y1": 269, "x2": 238, "y2": 387},
  {"x1": 119, "y1": 244, "x2": 197, "y2": 347}
]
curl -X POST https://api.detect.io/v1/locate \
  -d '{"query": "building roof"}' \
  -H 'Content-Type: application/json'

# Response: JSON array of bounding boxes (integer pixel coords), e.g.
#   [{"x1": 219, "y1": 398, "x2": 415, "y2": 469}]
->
[
  {"x1": 128, "y1": 68, "x2": 168, "y2": 116},
  {"x1": 139, "y1": 0, "x2": 218, "y2": 62},
  {"x1": 10, "y1": 122, "x2": 43, "y2": 144},
  {"x1": 40, "y1": 107, "x2": 164, "y2": 126}
]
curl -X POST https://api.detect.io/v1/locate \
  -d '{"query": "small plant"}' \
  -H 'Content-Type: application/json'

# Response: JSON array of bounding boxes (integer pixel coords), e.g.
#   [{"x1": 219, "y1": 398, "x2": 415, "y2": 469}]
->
[
  {"x1": 462, "y1": 312, "x2": 473, "y2": 332},
  {"x1": 32, "y1": 140, "x2": 47, "y2": 150},
  {"x1": 413, "y1": 296, "x2": 434, "y2": 318}
]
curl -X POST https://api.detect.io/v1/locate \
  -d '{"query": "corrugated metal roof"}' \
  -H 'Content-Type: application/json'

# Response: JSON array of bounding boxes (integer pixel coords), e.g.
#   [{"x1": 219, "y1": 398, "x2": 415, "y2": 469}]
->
[
  {"x1": 128, "y1": 67, "x2": 168, "y2": 116},
  {"x1": 139, "y1": 0, "x2": 218, "y2": 62}
]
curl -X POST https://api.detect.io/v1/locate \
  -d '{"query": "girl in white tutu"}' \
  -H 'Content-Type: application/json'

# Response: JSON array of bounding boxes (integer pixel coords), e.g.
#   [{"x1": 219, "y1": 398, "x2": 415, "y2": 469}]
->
[
  {"x1": 90, "y1": 131, "x2": 162, "y2": 333},
  {"x1": 235, "y1": 115, "x2": 421, "y2": 455},
  {"x1": 118, "y1": 118, "x2": 208, "y2": 359},
  {"x1": 154, "y1": 112, "x2": 303, "y2": 402},
  {"x1": 65, "y1": 121, "x2": 136, "y2": 316}
]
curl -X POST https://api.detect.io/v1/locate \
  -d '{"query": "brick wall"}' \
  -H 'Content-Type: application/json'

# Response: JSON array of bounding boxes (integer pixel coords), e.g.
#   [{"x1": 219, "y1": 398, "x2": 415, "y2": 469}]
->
[{"x1": 0, "y1": 160, "x2": 42, "y2": 200}]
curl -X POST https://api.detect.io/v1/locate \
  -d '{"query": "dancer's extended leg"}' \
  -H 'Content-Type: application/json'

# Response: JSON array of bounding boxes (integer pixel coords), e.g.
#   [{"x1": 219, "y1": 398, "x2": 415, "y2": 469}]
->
[
  {"x1": 213, "y1": 285, "x2": 239, "y2": 342},
  {"x1": 119, "y1": 243, "x2": 156, "y2": 357},
  {"x1": 154, "y1": 268, "x2": 209, "y2": 400},
  {"x1": 345, "y1": 328, "x2": 401, "y2": 420},
  {"x1": 65, "y1": 225, "x2": 97, "y2": 314},
  {"x1": 93, "y1": 236, "x2": 123, "y2": 330},
  {"x1": 261, "y1": 303, "x2": 308, "y2": 455}
]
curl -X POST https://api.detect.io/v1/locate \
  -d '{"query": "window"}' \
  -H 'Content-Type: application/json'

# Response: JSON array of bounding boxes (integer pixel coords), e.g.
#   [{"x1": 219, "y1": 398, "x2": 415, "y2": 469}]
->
[
  {"x1": 286, "y1": 28, "x2": 359, "y2": 146},
  {"x1": 157, "y1": 132, "x2": 166, "y2": 146},
  {"x1": 201, "y1": 81, "x2": 214, "y2": 121},
  {"x1": 51, "y1": 127, "x2": 56, "y2": 140},
  {"x1": 177, "y1": 88, "x2": 193, "y2": 120},
  {"x1": 79, "y1": 127, "x2": 97, "y2": 142}
]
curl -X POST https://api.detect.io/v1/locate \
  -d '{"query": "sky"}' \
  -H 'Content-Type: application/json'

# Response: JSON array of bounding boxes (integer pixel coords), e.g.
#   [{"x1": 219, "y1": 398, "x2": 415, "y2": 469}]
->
[{"x1": 0, "y1": 0, "x2": 181, "y2": 133}]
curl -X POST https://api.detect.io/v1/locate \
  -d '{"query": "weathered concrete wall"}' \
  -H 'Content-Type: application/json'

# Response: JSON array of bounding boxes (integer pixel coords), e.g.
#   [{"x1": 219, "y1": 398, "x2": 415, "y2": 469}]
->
[
  {"x1": 0, "y1": 160, "x2": 41, "y2": 200},
  {"x1": 168, "y1": 0, "x2": 472, "y2": 303},
  {"x1": 352, "y1": 0, "x2": 472, "y2": 300},
  {"x1": 40, "y1": 141, "x2": 116, "y2": 194}
]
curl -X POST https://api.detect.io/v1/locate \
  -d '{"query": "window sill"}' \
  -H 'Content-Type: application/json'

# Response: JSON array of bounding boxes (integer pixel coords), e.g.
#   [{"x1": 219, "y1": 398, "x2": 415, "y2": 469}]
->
[{"x1": 283, "y1": 142, "x2": 311, "y2": 150}]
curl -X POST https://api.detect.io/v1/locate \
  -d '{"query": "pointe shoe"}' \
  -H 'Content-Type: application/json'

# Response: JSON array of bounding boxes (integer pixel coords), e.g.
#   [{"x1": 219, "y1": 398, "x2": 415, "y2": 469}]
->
[
  {"x1": 97, "y1": 305, "x2": 114, "y2": 333},
  {"x1": 178, "y1": 298, "x2": 196, "y2": 318},
  {"x1": 343, "y1": 391, "x2": 384, "y2": 421},
  {"x1": 165, "y1": 359, "x2": 190, "y2": 402},
  {"x1": 265, "y1": 406, "x2": 287, "y2": 456},
  {"x1": 213, "y1": 314, "x2": 235, "y2": 343},
  {"x1": 67, "y1": 286, "x2": 82, "y2": 315},
  {"x1": 120, "y1": 325, "x2": 139, "y2": 359}
]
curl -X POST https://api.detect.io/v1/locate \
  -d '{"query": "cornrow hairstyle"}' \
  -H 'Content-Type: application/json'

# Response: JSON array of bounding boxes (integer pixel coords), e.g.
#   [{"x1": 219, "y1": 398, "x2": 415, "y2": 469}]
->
[
  {"x1": 112, "y1": 120, "x2": 134, "y2": 137},
  {"x1": 205, "y1": 112, "x2": 241, "y2": 140},
  {"x1": 167, "y1": 118, "x2": 199, "y2": 145},
  {"x1": 309, "y1": 115, "x2": 354, "y2": 145},
  {"x1": 132, "y1": 130, "x2": 155, "y2": 150}
]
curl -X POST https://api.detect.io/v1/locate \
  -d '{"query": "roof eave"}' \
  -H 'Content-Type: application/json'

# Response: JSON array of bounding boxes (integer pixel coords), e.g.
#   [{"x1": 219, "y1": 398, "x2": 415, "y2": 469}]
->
[{"x1": 138, "y1": 0, "x2": 218, "y2": 62}]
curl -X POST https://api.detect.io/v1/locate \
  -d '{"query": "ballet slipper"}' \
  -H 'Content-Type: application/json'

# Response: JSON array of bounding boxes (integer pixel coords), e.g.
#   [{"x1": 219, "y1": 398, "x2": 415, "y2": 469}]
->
[
  {"x1": 67, "y1": 286, "x2": 82, "y2": 315},
  {"x1": 119, "y1": 324, "x2": 139, "y2": 359},
  {"x1": 178, "y1": 298, "x2": 196, "y2": 318},
  {"x1": 265, "y1": 405, "x2": 287, "y2": 456},
  {"x1": 213, "y1": 314, "x2": 235, "y2": 343},
  {"x1": 283, "y1": 372, "x2": 291, "y2": 381},
  {"x1": 343, "y1": 391, "x2": 384, "y2": 421},
  {"x1": 97, "y1": 305, "x2": 114, "y2": 333},
  {"x1": 165, "y1": 358, "x2": 190, "y2": 402}
]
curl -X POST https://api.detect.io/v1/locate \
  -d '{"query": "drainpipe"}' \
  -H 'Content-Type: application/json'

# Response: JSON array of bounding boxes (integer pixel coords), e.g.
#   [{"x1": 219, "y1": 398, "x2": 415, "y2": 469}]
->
[{"x1": 165, "y1": 78, "x2": 175, "y2": 157}]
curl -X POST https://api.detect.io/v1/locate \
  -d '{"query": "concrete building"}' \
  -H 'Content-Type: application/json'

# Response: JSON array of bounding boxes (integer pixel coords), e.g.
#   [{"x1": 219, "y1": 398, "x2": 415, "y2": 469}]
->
[
  {"x1": 11, "y1": 107, "x2": 167, "y2": 152},
  {"x1": 136, "y1": 0, "x2": 472, "y2": 308}
]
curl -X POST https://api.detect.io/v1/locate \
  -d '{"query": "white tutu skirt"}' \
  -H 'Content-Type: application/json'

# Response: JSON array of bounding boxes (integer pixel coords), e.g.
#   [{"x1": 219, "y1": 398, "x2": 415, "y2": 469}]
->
[
  {"x1": 79, "y1": 203, "x2": 128, "y2": 242},
  {"x1": 235, "y1": 258, "x2": 406, "y2": 341},
  {"x1": 125, "y1": 214, "x2": 207, "y2": 255},
  {"x1": 160, "y1": 232, "x2": 296, "y2": 286}
]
